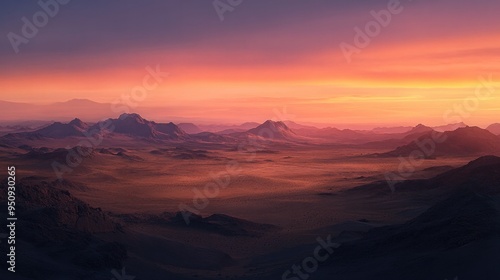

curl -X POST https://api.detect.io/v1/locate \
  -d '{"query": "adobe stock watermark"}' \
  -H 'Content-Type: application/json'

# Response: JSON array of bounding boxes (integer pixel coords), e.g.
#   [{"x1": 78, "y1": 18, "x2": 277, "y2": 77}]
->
[
  {"x1": 179, "y1": 107, "x2": 296, "y2": 225},
  {"x1": 339, "y1": 0, "x2": 404, "y2": 63},
  {"x1": 282, "y1": 235, "x2": 340, "y2": 280},
  {"x1": 51, "y1": 65, "x2": 169, "y2": 180},
  {"x1": 385, "y1": 75, "x2": 497, "y2": 192},
  {"x1": 213, "y1": 0, "x2": 243, "y2": 21},
  {"x1": 7, "y1": 0, "x2": 71, "y2": 54}
]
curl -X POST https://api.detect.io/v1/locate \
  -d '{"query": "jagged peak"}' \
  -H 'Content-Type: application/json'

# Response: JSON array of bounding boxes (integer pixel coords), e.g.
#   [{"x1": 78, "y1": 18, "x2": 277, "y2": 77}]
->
[
  {"x1": 118, "y1": 113, "x2": 146, "y2": 123},
  {"x1": 69, "y1": 118, "x2": 85, "y2": 127}
]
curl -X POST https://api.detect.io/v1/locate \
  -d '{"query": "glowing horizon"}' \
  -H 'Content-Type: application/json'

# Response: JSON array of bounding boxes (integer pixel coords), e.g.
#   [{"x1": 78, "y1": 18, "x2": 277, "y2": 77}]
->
[{"x1": 1, "y1": 0, "x2": 499, "y2": 127}]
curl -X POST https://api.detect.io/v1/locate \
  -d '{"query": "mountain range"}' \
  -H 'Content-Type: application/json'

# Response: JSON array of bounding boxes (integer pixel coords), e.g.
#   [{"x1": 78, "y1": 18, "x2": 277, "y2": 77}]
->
[
  {"x1": 383, "y1": 126, "x2": 500, "y2": 157},
  {"x1": 1, "y1": 112, "x2": 499, "y2": 154}
]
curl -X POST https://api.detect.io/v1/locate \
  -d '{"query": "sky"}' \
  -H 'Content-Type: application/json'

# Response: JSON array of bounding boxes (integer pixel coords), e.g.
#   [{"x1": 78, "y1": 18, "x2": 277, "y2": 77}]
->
[{"x1": 0, "y1": 0, "x2": 500, "y2": 127}]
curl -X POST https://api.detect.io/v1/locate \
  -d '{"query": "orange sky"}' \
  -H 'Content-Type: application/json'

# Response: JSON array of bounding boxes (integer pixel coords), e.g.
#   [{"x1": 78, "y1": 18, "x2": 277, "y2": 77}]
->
[{"x1": 1, "y1": 0, "x2": 499, "y2": 127}]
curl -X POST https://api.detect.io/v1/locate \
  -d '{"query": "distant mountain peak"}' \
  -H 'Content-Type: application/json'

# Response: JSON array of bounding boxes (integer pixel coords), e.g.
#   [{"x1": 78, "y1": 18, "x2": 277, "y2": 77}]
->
[
  {"x1": 247, "y1": 120, "x2": 297, "y2": 140},
  {"x1": 452, "y1": 126, "x2": 489, "y2": 134},
  {"x1": 68, "y1": 118, "x2": 86, "y2": 128},
  {"x1": 92, "y1": 114, "x2": 188, "y2": 140},
  {"x1": 408, "y1": 124, "x2": 433, "y2": 133},
  {"x1": 21, "y1": 118, "x2": 89, "y2": 139},
  {"x1": 119, "y1": 113, "x2": 146, "y2": 123},
  {"x1": 261, "y1": 120, "x2": 288, "y2": 129},
  {"x1": 253, "y1": 120, "x2": 292, "y2": 133},
  {"x1": 58, "y1": 98, "x2": 101, "y2": 105}
]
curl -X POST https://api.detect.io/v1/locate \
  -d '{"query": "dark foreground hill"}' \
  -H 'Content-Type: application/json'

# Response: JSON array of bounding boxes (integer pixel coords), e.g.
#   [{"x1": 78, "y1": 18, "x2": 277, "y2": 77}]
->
[
  {"x1": 310, "y1": 156, "x2": 500, "y2": 280},
  {"x1": 0, "y1": 178, "x2": 125, "y2": 280},
  {"x1": 314, "y1": 189, "x2": 500, "y2": 280}
]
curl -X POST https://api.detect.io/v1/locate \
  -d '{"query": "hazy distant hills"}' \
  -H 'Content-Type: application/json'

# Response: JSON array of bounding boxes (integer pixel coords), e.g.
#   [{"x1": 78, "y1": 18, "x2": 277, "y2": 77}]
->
[
  {"x1": 0, "y1": 114, "x2": 307, "y2": 144},
  {"x1": 487, "y1": 123, "x2": 500, "y2": 135},
  {"x1": 383, "y1": 126, "x2": 500, "y2": 157},
  {"x1": 198, "y1": 122, "x2": 261, "y2": 134},
  {"x1": 0, "y1": 99, "x2": 112, "y2": 122},
  {"x1": 290, "y1": 123, "x2": 435, "y2": 144},
  {"x1": 294, "y1": 126, "x2": 366, "y2": 142},
  {"x1": 433, "y1": 122, "x2": 468, "y2": 132},
  {"x1": 371, "y1": 126, "x2": 414, "y2": 134},
  {"x1": 1, "y1": 108, "x2": 499, "y2": 150}
]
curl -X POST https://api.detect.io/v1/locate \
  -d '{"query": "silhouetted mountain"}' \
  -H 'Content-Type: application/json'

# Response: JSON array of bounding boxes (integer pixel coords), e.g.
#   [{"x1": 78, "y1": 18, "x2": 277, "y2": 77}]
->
[
  {"x1": 98, "y1": 113, "x2": 157, "y2": 138},
  {"x1": 52, "y1": 98, "x2": 103, "y2": 108},
  {"x1": 93, "y1": 113, "x2": 189, "y2": 140},
  {"x1": 396, "y1": 126, "x2": 438, "y2": 143},
  {"x1": 2, "y1": 118, "x2": 89, "y2": 139},
  {"x1": 383, "y1": 126, "x2": 500, "y2": 157},
  {"x1": 36, "y1": 118, "x2": 89, "y2": 138},
  {"x1": 2, "y1": 113, "x2": 190, "y2": 141},
  {"x1": 487, "y1": 123, "x2": 500, "y2": 135},
  {"x1": 155, "y1": 121, "x2": 189, "y2": 139},
  {"x1": 247, "y1": 120, "x2": 298, "y2": 141},
  {"x1": 405, "y1": 123, "x2": 434, "y2": 134}
]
